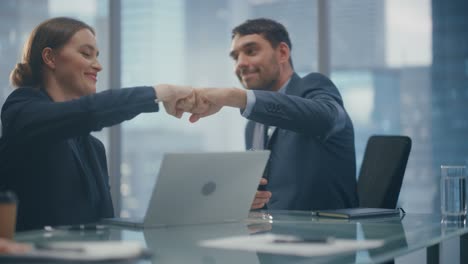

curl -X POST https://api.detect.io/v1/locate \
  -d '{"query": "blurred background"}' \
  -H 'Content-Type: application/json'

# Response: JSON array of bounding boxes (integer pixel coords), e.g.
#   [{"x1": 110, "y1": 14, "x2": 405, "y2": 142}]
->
[{"x1": 0, "y1": 0, "x2": 467, "y2": 231}]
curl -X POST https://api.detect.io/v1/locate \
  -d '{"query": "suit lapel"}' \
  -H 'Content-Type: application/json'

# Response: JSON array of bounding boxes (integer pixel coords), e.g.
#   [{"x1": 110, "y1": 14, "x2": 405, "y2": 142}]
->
[
  {"x1": 85, "y1": 136, "x2": 114, "y2": 217},
  {"x1": 68, "y1": 139, "x2": 87, "y2": 177},
  {"x1": 68, "y1": 138, "x2": 99, "y2": 206},
  {"x1": 246, "y1": 73, "x2": 302, "y2": 149}
]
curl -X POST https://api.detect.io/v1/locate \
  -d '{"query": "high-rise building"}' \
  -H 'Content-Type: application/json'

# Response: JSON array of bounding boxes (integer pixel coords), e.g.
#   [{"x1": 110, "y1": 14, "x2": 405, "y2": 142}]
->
[
  {"x1": 335, "y1": 66, "x2": 433, "y2": 212},
  {"x1": 121, "y1": 0, "x2": 186, "y2": 86},
  {"x1": 330, "y1": 0, "x2": 386, "y2": 69},
  {"x1": 120, "y1": 0, "x2": 247, "y2": 217},
  {"x1": 431, "y1": 0, "x2": 468, "y2": 211},
  {"x1": 372, "y1": 68, "x2": 401, "y2": 134},
  {"x1": 250, "y1": 0, "x2": 386, "y2": 72},
  {"x1": 184, "y1": 0, "x2": 232, "y2": 86},
  {"x1": 399, "y1": 66, "x2": 433, "y2": 212},
  {"x1": 183, "y1": 0, "x2": 247, "y2": 151},
  {"x1": 0, "y1": 0, "x2": 49, "y2": 104},
  {"x1": 249, "y1": 0, "x2": 318, "y2": 73},
  {"x1": 94, "y1": 0, "x2": 110, "y2": 93},
  {"x1": 0, "y1": 0, "x2": 49, "y2": 136},
  {"x1": 332, "y1": 69, "x2": 401, "y2": 169},
  {"x1": 119, "y1": 0, "x2": 199, "y2": 217}
]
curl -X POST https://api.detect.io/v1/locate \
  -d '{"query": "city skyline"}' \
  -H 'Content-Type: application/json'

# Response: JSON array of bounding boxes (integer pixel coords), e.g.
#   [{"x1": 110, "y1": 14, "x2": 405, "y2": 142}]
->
[
  {"x1": 45, "y1": 0, "x2": 432, "y2": 68},
  {"x1": 0, "y1": 0, "x2": 440, "y2": 218}
]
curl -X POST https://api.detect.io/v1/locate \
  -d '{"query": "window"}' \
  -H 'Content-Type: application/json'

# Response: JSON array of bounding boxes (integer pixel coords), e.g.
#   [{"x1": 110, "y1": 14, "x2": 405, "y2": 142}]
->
[
  {"x1": 329, "y1": 0, "x2": 434, "y2": 213},
  {"x1": 0, "y1": 0, "x2": 109, "y2": 143},
  {"x1": 119, "y1": 0, "x2": 319, "y2": 217}
]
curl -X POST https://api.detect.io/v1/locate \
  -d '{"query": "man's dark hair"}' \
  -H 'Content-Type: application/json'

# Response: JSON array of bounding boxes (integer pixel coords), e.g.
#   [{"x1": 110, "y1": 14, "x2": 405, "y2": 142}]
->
[{"x1": 232, "y1": 18, "x2": 293, "y2": 67}]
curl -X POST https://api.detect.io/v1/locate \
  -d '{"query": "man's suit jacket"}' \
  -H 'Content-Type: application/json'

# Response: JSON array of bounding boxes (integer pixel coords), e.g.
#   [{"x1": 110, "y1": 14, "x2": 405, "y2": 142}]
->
[
  {"x1": 245, "y1": 73, "x2": 358, "y2": 210},
  {"x1": 0, "y1": 86, "x2": 159, "y2": 231}
]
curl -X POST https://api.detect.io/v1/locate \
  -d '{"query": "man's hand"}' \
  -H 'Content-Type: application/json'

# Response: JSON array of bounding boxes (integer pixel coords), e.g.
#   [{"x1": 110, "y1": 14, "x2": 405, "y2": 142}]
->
[
  {"x1": 176, "y1": 87, "x2": 247, "y2": 123},
  {"x1": 154, "y1": 84, "x2": 194, "y2": 118},
  {"x1": 187, "y1": 88, "x2": 223, "y2": 123},
  {"x1": 251, "y1": 178, "x2": 272, "y2": 210}
]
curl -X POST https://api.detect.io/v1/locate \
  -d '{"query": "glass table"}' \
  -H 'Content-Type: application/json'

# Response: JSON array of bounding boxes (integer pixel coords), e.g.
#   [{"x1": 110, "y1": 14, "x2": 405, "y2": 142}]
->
[{"x1": 12, "y1": 210, "x2": 468, "y2": 264}]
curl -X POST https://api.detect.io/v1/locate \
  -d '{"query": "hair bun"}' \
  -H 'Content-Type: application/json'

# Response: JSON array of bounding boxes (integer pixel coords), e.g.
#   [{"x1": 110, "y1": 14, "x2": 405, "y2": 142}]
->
[{"x1": 10, "y1": 62, "x2": 33, "y2": 87}]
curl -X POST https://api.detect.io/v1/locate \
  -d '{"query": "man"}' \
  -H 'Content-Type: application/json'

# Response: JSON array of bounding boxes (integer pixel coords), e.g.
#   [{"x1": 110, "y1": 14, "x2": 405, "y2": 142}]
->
[{"x1": 183, "y1": 18, "x2": 358, "y2": 211}]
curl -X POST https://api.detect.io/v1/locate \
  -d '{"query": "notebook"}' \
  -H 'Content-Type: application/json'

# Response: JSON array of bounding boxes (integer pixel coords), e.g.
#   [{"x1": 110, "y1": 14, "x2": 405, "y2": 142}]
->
[
  {"x1": 313, "y1": 208, "x2": 401, "y2": 219},
  {"x1": 102, "y1": 151, "x2": 270, "y2": 228}
]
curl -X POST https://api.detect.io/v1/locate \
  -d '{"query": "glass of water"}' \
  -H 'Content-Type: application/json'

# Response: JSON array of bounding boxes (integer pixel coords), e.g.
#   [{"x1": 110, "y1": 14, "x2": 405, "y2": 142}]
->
[{"x1": 441, "y1": 165, "x2": 467, "y2": 224}]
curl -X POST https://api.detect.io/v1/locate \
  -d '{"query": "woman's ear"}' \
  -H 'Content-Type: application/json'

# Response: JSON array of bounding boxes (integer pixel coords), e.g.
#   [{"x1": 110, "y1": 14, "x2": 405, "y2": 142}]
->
[{"x1": 42, "y1": 47, "x2": 56, "y2": 70}]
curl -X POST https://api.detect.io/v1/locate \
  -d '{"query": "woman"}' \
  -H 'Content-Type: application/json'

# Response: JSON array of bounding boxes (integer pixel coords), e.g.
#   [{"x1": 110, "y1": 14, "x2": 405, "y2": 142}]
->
[{"x1": 0, "y1": 17, "x2": 192, "y2": 231}]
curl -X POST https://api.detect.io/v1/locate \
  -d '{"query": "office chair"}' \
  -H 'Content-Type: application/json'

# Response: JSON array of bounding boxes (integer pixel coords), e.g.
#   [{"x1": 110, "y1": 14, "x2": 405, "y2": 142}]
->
[{"x1": 357, "y1": 135, "x2": 412, "y2": 209}]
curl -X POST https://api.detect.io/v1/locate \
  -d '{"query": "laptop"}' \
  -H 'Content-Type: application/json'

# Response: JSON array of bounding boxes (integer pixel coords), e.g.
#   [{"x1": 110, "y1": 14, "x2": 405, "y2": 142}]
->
[{"x1": 103, "y1": 151, "x2": 270, "y2": 228}]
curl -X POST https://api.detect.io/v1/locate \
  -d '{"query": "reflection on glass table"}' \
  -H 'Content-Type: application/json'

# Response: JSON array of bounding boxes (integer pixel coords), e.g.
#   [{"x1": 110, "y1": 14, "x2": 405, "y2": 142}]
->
[{"x1": 10, "y1": 210, "x2": 468, "y2": 264}]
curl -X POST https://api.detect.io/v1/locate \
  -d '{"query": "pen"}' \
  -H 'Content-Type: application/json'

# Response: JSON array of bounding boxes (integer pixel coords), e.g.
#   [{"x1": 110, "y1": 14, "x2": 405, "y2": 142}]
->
[
  {"x1": 50, "y1": 224, "x2": 108, "y2": 231},
  {"x1": 273, "y1": 236, "x2": 333, "y2": 244},
  {"x1": 35, "y1": 243, "x2": 85, "y2": 253},
  {"x1": 68, "y1": 224, "x2": 107, "y2": 231}
]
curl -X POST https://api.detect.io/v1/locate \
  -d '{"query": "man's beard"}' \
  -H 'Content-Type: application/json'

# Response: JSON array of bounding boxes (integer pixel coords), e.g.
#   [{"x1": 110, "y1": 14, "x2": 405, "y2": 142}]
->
[
  {"x1": 244, "y1": 77, "x2": 278, "y2": 91},
  {"x1": 238, "y1": 58, "x2": 280, "y2": 91}
]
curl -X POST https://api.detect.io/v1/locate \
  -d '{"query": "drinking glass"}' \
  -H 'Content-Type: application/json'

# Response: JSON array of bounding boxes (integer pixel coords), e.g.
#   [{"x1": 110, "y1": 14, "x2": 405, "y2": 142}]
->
[{"x1": 441, "y1": 165, "x2": 467, "y2": 224}]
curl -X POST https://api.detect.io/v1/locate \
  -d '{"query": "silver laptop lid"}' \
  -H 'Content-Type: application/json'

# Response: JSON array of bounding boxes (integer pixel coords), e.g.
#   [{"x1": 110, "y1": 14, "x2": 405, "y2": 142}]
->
[{"x1": 143, "y1": 151, "x2": 270, "y2": 227}]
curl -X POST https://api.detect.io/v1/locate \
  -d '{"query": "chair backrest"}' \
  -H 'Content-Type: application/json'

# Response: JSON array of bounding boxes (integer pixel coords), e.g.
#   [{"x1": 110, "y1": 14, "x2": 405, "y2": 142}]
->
[{"x1": 357, "y1": 135, "x2": 412, "y2": 209}]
